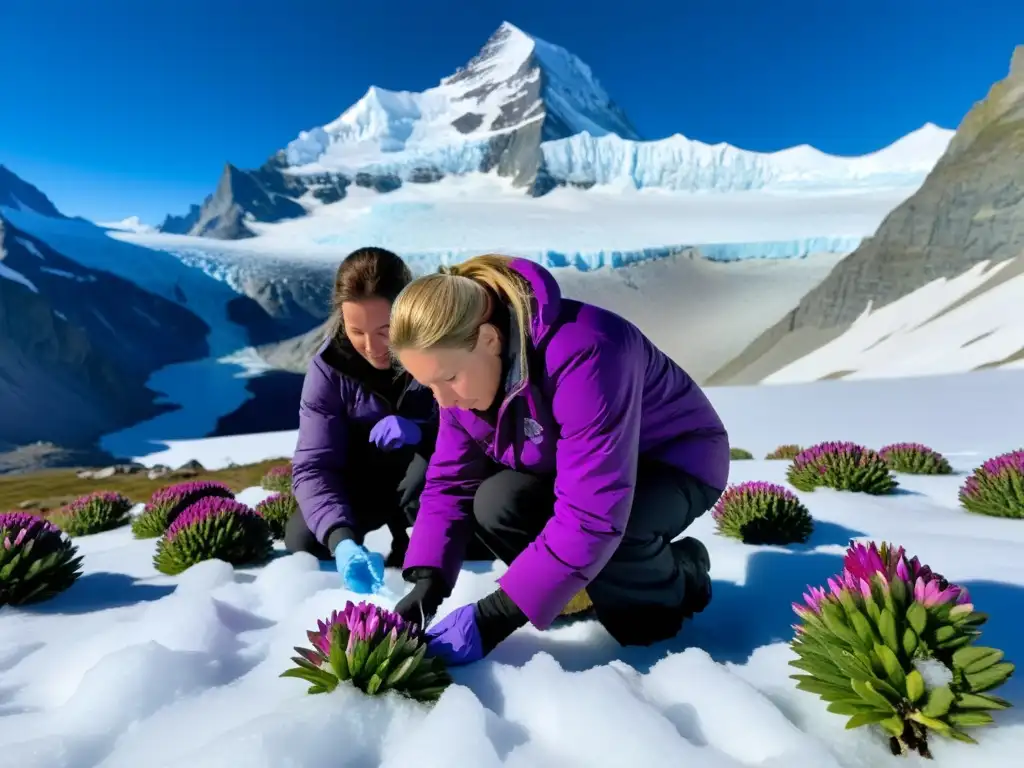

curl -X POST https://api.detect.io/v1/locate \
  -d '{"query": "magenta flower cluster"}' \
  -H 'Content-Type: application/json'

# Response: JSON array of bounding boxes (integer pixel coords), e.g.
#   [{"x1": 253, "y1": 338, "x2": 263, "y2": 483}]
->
[
  {"x1": 63, "y1": 491, "x2": 130, "y2": 514},
  {"x1": 959, "y1": 449, "x2": 1024, "y2": 518},
  {"x1": 305, "y1": 600, "x2": 416, "y2": 660},
  {"x1": 878, "y1": 442, "x2": 953, "y2": 475},
  {"x1": 961, "y1": 450, "x2": 1024, "y2": 497},
  {"x1": 794, "y1": 541, "x2": 970, "y2": 624},
  {"x1": 164, "y1": 497, "x2": 259, "y2": 541},
  {"x1": 787, "y1": 441, "x2": 898, "y2": 494},
  {"x1": 0, "y1": 512, "x2": 59, "y2": 548},
  {"x1": 0, "y1": 511, "x2": 82, "y2": 606},
  {"x1": 880, "y1": 442, "x2": 936, "y2": 457},
  {"x1": 793, "y1": 441, "x2": 873, "y2": 470},
  {"x1": 261, "y1": 463, "x2": 293, "y2": 492},
  {"x1": 148, "y1": 480, "x2": 233, "y2": 509},
  {"x1": 712, "y1": 481, "x2": 800, "y2": 519}
]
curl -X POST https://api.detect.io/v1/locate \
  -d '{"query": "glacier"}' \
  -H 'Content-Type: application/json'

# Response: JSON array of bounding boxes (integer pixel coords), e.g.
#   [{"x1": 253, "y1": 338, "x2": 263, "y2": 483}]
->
[
  {"x1": 282, "y1": 124, "x2": 953, "y2": 194},
  {"x1": 539, "y1": 125, "x2": 954, "y2": 192},
  {"x1": 297, "y1": 236, "x2": 865, "y2": 274}
]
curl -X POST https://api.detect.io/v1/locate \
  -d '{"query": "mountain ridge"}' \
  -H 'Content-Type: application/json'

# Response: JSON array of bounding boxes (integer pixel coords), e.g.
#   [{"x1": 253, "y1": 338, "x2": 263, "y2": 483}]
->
[{"x1": 156, "y1": 21, "x2": 953, "y2": 240}]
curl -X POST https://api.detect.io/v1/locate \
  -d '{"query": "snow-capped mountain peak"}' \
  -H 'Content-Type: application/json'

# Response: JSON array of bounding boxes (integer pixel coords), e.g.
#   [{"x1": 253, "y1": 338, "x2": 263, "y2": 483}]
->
[
  {"x1": 284, "y1": 21, "x2": 640, "y2": 175},
  {"x1": 158, "y1": 23, "x2": 955, "y2": 239}
]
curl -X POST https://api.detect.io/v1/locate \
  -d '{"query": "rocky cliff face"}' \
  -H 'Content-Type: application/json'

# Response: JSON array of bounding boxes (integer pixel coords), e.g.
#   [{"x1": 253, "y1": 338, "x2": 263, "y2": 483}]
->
[
  {"x1": 0, "y1": 165, "x2": 67, "y2": 218},
  {"x1": 708, "y1": 46, "x2": 1024, "y2": 385},
  {"x1": 0, "y1": 215, "x2": 209, "y2": 450}
]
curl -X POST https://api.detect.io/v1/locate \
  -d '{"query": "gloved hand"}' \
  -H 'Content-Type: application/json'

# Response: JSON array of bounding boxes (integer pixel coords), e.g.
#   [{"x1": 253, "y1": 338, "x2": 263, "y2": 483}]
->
[
  {"x1": 334, "y1": 538, "x2": 385, "y2": 594},
  {"x1": 369, "y1": 415, "x2": 422, "y2": 451},
  {"x1": 394, "y1": 569, "x2": 447, "y2": 627},
  {"x1": 425, "y1": 604, "x2": 484, "y2": 666}
]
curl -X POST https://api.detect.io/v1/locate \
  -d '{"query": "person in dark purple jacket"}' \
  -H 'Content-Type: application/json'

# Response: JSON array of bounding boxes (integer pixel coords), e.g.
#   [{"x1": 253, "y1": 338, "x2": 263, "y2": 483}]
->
[
  {"x1": 387, "y1": 254, "x2": 731, "y2": 664},
  {"x1": 288, "y1": 247, "x2": 482, "y2": 593}
]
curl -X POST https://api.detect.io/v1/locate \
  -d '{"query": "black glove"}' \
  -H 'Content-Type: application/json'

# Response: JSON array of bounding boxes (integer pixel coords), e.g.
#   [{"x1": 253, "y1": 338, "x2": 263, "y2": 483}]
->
[
  {"x1": 475, "y1": 588, "x2": 529, "y2": 654},
  {"x1": 394, "y1": 567, "x2": 448, "y2": 627}
]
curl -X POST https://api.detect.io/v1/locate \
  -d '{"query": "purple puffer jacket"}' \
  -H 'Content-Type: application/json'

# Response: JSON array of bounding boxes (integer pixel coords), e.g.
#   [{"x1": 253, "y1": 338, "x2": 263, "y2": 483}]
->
[
  {"x1": 403, "y1": 259, "x2": 730, "y2": 629},
  {"x1": 291, "y1": 337, "x2": 437, "y2": 545}
]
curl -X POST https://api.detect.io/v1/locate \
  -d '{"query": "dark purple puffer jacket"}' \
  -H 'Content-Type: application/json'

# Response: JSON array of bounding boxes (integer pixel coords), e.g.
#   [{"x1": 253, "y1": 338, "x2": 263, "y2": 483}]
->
[{"x1": 291, "y1": 336, "x2": 437, "y2": 544}]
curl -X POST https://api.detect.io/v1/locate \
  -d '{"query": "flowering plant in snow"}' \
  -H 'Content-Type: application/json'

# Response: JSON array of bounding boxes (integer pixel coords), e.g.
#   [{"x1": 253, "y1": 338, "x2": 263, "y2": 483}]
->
[
  {"x1": 958, "y1": 449, "x2": 1024, "y2": 519},
  {"x1": 730, "y1": 447, "x2": 753, "y2": 460},
  {"x1": 712, "y1": 481, "x2": 814, "y2": 545},
  {"x1": 132, "y1": 480, "x2": 235, "y2": 538},
  {"x1": 152, "y1": 497, "x2": 273, "y2": 575},
  {"x1": 255, "y1": 491, "x2": 298, "y2": 540},
  {"x1": 766, "y1": 444, "x2": 804, "y2": 460},
  {"x1": 790, "y1": 541, "x2": 1014, "y2": 758},
  {"x1": 786, "y1": 442, "x2": 898, "y2": 495},
  {"x1": 281, "y1": 600, "x2": 451, "y2": 701},
  {"x1": 261, "y1": 463, "x2": 293, "y2": 493},
  {"x1": 879, "y1": 444, "x2": 953, "y2": 476},
  {"x1": 0, "y1": 512, "x2": 83, "y2": 606},
  {"x1": 50, "y1": 491, "x2": 133, "y2": 536}
]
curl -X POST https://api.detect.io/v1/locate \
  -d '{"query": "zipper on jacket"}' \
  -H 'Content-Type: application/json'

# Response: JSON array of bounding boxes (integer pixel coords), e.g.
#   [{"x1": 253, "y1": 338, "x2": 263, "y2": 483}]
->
[{"x1": 491, "y1": 376, "x2": 529, "y2": 470}]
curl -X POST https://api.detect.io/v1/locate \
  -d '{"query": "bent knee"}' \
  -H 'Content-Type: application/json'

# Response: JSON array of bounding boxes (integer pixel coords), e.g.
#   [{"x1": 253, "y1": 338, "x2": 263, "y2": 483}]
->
[{"x1": 471, "y1": 470, "x2": 551, "y2": 532}]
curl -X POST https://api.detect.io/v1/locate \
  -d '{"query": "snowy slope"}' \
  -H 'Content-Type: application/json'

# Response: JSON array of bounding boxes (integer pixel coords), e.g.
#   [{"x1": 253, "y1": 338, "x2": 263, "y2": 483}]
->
[
  {"x1": 1, "y1": 372, "x2": 1022, "y2": 767},
  {"x1": 761, "y1": 258, "x2": 1024, "y2": 383}
]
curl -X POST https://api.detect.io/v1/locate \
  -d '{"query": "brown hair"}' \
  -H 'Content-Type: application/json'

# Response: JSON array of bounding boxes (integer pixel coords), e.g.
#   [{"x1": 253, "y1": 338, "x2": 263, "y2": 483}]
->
[
  {"x1": 324, "y1": 247, "x2": 413, "y2": 345},
  {"x1": 389, "y1": 254, "x2": 534, "y2": 381}
]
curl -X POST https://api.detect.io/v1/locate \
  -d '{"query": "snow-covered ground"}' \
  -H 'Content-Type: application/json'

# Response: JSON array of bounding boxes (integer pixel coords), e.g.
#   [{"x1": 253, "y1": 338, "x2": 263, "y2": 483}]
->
[
  {"x1": 2, "y1": 372, "x2": 1022, "y2": 767},
  {"x1": 764, "y1": 259, "x2": 1024, "y2": 383}
]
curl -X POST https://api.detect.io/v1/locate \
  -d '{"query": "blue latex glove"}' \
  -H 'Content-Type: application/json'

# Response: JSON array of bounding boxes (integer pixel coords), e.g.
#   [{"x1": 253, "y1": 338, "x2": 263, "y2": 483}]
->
[
  {"x1": 426, "y1": 604, "x2": 485, "y2": 666},
  {"x1": 334, "y1": 539, "x2": 385, "y2": 594},
  {"x1": 369, "y1": 415, "x2": 422, "y2": 451}
]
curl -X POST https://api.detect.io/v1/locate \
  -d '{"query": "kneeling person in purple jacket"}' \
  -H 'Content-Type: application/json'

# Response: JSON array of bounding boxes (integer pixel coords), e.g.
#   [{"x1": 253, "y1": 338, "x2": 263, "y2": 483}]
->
[
  {"x1": 288, "y1": 247, "x2": 493, "y2": 594},
  {"x1": 388, "y1": 255, "x2": 731, "y2": 664}
]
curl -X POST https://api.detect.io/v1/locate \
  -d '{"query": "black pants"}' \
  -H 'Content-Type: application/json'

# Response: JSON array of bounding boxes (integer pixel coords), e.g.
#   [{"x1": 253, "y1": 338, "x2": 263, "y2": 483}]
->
[
  {"x1": 284, "y1": 445, "x2": 431, "y2": 565},
  {"x1": 472, "y1": 460, "x2": 722, "y2": 645}
]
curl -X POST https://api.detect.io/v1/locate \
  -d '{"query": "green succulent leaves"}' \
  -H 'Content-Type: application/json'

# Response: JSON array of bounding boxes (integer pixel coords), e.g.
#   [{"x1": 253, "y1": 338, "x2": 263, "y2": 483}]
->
[
  {"x1": 959, "y1": 450, "x2": 1024, "y2": 519},
  {"x1": 791, "y1": 567, "x2": 1014, "y2": 759},
  {"x1": 152, "y1": 500, "x2": 273, "y2": 576},
  {"x1": 50, "y1": 492, "x2": 133, "y2": 537},
  {"x1": 787, "y1": 442, "x2": 899, "y2": 495},
  {"x1": 712, "y1": 482, "x2": 814, "y2": 545},
  {"x1": 281, "y1": 606, "x2": 452, "y2": 702},
  {"x1": 0, "y1": 515, "x2": 83, "y2": 607},
  {"x1": 254, "y1": 492, "x2": 298, "y2": 540}
]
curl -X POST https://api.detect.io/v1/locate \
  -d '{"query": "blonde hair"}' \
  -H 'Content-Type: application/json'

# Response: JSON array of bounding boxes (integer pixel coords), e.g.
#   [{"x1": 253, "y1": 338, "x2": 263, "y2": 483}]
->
[{"x1": 389, "y1": 254, "x2": 534, "y2": 373}]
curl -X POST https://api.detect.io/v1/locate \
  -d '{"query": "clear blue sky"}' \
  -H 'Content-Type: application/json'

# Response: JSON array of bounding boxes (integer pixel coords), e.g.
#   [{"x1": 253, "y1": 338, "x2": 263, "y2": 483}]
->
[{"x1": 1, "y1": 0, "x2": 1020, "y2": 224}]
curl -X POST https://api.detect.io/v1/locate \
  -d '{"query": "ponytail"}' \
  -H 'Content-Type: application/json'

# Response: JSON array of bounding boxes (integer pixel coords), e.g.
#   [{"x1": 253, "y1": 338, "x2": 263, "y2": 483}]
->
[{"x1": 389, "y1": 254, "x2": 535, "y2": 378}]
